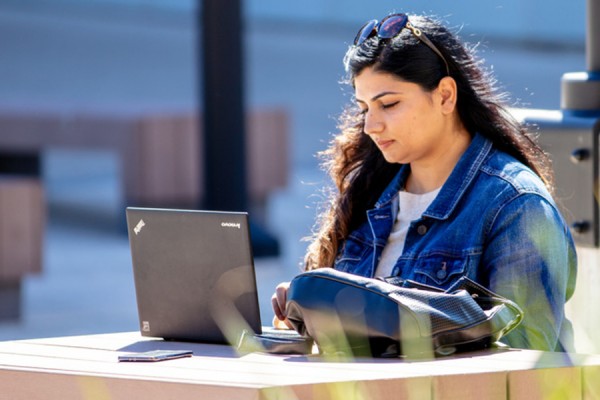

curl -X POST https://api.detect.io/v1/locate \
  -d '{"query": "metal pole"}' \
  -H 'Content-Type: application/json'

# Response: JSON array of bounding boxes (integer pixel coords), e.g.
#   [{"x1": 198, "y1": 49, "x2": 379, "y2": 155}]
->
[
  {"x1": 198, "y1": 0, "x2": 279, "y2": 255},
  {"x1": 587, "y1": 0, "x2": 600, "y2": 72},
  {"x1": 561, "y1": 0, "x2": 600, "y2": 110},
  {"x1": 200, "y1": 0, "x2": 248, "y2": 211}
]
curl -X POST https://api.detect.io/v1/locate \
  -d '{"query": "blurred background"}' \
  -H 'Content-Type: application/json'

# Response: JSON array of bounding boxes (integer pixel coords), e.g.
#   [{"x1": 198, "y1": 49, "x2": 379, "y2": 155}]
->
[{"x1": 0, "y1": 0, "x2": 592, "y2": 350}]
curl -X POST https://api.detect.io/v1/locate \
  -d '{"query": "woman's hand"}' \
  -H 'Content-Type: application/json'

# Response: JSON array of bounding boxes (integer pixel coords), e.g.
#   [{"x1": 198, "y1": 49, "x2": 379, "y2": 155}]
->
[{"x1": 271, "y1": 281, "x2": 293, "y2": 329}]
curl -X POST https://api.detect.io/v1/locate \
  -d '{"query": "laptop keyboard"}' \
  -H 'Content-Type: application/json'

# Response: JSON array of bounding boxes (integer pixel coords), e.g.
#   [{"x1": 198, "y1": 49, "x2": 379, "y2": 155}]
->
[{"x1": 259, "y1": 326, "x2": 305, "y2": 339}]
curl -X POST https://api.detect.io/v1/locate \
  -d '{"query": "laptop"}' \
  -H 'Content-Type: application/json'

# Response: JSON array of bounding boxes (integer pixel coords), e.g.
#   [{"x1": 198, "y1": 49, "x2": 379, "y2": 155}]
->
[{"x1": 126, "y1": 207, "x2": 263, "y2": 344}]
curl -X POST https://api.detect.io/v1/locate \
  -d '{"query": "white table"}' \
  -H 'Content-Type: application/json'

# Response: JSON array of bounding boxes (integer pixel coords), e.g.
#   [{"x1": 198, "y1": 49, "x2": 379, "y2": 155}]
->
[{"x1": 1, "y1": 332, "x2": 599, "y2": 399}]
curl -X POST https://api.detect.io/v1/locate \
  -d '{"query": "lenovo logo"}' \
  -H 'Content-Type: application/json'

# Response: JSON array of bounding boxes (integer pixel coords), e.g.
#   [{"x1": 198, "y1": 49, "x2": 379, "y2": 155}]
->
[{"x1": 221, "y1": 222, "x2": 241, "y2": 229}]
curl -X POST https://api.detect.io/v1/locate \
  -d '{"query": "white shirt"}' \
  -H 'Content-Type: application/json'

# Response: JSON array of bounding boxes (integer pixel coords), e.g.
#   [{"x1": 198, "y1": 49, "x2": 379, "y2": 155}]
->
[{"x1": 375, "y1": 188, "x2": 441, "y2": 277}]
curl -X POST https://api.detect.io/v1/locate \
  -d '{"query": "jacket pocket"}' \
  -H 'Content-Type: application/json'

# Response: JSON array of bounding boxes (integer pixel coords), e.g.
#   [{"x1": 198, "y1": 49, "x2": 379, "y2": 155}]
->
[{"x1": 411, "y1": 254, "x2": 469, "y2": 290}]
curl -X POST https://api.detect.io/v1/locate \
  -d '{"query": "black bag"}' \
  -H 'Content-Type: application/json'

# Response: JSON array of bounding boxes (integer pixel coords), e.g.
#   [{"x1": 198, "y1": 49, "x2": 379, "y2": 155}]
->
[{"x1": 285, "y1": 268, "x2": 524, "y2": 358}]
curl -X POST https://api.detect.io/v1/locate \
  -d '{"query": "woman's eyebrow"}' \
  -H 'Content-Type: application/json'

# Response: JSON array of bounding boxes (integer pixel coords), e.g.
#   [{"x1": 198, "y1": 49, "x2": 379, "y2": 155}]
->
[{"x1": 355, "y1": 91, "x2": 401, "y2": 103}]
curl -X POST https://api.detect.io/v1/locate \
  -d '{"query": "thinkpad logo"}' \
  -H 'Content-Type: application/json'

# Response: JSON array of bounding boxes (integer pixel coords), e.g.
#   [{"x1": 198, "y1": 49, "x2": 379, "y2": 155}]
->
[
  {"x1": 221, "y1": 222, "x2": 241, "y2": 229},
  {"x1": 133, "y1": 219, "x2": 146, "y2": 235}
]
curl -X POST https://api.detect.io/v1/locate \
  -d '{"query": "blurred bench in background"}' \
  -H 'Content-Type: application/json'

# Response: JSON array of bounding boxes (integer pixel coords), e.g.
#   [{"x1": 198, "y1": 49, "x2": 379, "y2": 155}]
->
[
  {"x1": 0, "y1": 108, "x2": 289, "y2": 212},
  {"x1": 0, "y1": 176, "x2": 44, "y2": 320}
]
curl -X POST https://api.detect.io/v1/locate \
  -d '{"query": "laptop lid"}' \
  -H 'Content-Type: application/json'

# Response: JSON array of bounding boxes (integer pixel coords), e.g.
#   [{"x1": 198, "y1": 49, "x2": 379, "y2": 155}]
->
[{"x1": 126, "y1": 207, "x2": 262, "y2": 344}]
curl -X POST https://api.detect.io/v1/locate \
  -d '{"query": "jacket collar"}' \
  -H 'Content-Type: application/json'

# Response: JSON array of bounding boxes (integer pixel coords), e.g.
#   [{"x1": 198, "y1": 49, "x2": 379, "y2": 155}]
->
[{"x1": 374, "y1": 133, "x2": 493, "y2": 220}]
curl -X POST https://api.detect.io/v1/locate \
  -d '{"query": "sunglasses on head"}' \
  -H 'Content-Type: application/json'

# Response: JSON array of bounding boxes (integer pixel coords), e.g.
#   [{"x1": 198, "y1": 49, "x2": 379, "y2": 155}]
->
[{"x1": 353, "y1": 13, "x2": 451, "y2": 76}]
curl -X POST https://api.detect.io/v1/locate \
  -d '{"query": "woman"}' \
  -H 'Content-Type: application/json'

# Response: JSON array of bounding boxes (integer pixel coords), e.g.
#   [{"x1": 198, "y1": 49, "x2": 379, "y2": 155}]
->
[{"x1": 272, "y1": 13, "x2": 577, "y2": 352}]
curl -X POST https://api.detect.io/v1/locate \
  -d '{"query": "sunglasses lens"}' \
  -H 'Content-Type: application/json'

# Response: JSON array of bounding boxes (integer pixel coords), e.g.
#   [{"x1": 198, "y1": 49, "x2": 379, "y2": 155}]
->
[
  {"x1": 378, "y1": 14, "x2": 408, "y2": 39},
  {"x1": 354, "y1": 19, "x2": 378, "y2": 46}
]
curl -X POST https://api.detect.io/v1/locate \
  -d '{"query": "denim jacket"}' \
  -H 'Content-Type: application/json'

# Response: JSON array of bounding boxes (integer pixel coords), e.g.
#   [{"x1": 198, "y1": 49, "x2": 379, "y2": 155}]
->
[{"x1": 334, "y1": 133, "x2": 577, "y2": 351}]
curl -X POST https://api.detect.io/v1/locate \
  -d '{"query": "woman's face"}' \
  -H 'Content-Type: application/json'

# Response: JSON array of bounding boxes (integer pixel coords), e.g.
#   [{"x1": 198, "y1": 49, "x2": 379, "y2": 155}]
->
[{"x1": 354, "y1": 66, "x2": 450, "y2": 166}]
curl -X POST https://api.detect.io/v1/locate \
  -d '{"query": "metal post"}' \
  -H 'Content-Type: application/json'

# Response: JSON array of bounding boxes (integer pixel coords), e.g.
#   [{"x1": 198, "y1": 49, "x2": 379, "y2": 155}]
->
[
  {"x1": 521, "y1": 0, "x2": 600, "y2": 247},
  {"x1": 561, "y1": 0, "x2": 600, "y2": 110},
  {"x1": 200, "y1": 0, "x2": 247, "y2": 212},
  {"x1": 586, "y1": 0, "x2": 600, "y2": 72},
  {"x1": 198, "y1": 0, "x2": 279, "y2": 256}
]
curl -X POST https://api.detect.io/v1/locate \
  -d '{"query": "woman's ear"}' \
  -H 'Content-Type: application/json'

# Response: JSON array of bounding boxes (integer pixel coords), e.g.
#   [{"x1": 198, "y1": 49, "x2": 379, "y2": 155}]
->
[{"x1": 437, "y1": 76, "x2": 458, "y2": 114}]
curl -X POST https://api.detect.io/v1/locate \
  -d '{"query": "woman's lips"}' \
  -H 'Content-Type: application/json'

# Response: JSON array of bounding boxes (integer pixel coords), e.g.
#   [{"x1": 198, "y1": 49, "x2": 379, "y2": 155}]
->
[{"x1": 376, "y1": 139, "x2": 394, "y2": 150}]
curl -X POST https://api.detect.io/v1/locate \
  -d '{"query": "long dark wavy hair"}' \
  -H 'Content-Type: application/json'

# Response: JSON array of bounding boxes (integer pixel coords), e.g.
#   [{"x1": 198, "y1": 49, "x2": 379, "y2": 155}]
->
[{"x1": 303, "y1": 14, "x2": 554, "y2": 271}]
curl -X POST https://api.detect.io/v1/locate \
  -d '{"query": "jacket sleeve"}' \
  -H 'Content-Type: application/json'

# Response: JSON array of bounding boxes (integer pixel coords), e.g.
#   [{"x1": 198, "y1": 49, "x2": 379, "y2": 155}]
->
[{"x1": 481, "y1": 192, "x2": 577, "y2": 351}]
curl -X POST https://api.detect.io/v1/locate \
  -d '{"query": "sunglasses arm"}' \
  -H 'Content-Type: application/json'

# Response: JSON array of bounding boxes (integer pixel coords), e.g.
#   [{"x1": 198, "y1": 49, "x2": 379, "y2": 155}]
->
[{"x1": 406, "y1": 22, "x2": 451, "y2": 76}]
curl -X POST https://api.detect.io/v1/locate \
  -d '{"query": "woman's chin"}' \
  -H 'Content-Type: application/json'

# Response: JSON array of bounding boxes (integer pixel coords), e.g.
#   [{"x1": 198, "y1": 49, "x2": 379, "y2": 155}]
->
[{"x1": 381, "y1": 152, "x2": 407, "y2": 165}]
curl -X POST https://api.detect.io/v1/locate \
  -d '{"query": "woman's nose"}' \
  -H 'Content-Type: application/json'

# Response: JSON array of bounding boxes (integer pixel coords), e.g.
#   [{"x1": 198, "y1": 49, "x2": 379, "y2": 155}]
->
[{"x1": 363, "y1": 111, "x2": 384, "y2": 135}]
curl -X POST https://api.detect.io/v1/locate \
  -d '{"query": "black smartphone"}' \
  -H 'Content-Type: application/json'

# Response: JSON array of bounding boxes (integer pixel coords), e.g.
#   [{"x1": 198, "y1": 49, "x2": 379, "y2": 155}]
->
[{"x1": 118, "y1": 349, "x2": 193, "y2": 362}]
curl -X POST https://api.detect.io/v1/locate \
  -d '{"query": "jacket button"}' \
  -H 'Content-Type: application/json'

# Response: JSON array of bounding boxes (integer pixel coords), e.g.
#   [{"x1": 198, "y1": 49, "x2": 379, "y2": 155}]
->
[
  {"x1": 436, "y1": 269, "x2": 447, "y2": 280},
  {"x1": 417, "y1": 225, "x2": 428, "y2": 235}
]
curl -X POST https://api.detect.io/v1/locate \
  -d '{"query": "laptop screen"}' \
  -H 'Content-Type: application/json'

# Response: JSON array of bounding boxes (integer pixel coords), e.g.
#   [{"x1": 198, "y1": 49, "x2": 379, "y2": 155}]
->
[{"x1": 126, "y1": 207, "x2": 262, "y2": 344}]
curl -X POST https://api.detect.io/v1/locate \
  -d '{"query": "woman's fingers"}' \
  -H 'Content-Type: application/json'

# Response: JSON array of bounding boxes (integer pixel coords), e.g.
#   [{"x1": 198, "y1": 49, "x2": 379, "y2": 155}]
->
[
  {"x1": 271, "y1": 281, "x2": 291, "y2": 321},
  {"x1": 272, "y1": 315, "x2": 294, "y2": 330}
]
